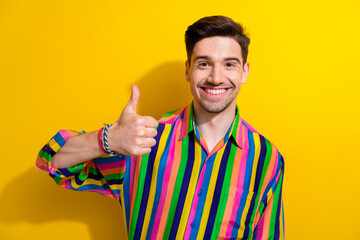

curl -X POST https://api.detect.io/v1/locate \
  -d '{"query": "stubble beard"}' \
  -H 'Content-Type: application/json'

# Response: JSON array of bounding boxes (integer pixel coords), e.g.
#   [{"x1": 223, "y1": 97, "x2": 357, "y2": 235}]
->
[
  {"x1": 195, "y1": 96, "x2": 236, "y2": 114},
  {"x1": 191, "y1": 82, "x2": 239, "y2": 114}
]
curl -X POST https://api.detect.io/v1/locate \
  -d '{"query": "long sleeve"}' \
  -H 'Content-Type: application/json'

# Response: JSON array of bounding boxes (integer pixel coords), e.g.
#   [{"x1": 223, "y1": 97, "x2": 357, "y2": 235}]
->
[
  {"x1": 36, "y1": 129, "x2": 126, "y2": 200},
  {"x1": 253, "y1": 154, "x2": 285, "y2": 239}
]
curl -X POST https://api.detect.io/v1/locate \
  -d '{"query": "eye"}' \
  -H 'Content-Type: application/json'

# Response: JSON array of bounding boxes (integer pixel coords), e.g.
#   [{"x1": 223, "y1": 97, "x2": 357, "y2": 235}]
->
[
  {"x1": 225, "y1": 62, "x2": 236, "y2": 68},
  {"x1": 197, "y1": 61, "x2": 210, "y2": 69}
]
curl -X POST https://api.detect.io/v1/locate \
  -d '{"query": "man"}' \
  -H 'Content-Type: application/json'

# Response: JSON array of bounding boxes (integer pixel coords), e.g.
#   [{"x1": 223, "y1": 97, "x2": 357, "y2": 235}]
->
[{"x1": 37, "y1": 16, "x2": 285, "y2": 239}]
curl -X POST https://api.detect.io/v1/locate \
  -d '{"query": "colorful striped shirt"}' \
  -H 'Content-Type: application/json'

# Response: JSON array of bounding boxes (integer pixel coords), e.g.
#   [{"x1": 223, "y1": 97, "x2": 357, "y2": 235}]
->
[{"x1": 36, "y1": 103, "x2": 285, "y2": 239}]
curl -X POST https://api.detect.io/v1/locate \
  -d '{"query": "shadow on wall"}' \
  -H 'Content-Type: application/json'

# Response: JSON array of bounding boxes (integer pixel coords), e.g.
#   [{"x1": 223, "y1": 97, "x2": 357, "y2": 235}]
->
[
  {"x1": 0, "y1": 61, "x2": 192, "y2": 240},
  {"x1": 136, "y1": 61, "x2": 192, "y2": 119}
]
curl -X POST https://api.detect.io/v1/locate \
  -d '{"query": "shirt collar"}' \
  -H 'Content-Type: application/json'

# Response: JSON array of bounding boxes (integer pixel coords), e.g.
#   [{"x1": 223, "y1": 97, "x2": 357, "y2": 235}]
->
[{"x1": 179, "y1": 102, "x2": 244, "y2": 149}]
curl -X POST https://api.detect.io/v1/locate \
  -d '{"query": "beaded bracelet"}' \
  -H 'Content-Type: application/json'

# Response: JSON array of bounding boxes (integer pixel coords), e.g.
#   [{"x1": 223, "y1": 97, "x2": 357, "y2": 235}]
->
[
  {"x1": 98, "y1": 127, "x2": 107, "y2": 154},
  {"x1": 102, "y1": 124, "x2": 119, "y2": 156}
]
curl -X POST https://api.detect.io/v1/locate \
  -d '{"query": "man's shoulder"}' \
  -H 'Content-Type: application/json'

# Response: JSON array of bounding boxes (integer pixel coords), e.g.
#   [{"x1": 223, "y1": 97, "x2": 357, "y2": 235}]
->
[
  {"x1": 240, "y1": 117, "x2": 285, "y2": 176},
  {"x1": 240, "y1": 117, "x2": 282, "y2": 155}
]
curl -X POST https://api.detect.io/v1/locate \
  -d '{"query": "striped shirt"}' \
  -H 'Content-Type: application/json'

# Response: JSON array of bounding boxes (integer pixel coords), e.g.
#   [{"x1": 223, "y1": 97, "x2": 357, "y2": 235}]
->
[{"x1": 36, "y1": 103, "x2": 285, "y2": 239}]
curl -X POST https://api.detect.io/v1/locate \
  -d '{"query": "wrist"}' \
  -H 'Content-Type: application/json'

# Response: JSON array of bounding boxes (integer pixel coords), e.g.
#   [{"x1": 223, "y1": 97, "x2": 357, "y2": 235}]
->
[{"x1": 101, "y1": 124, "x2": 119, "y2": 156}]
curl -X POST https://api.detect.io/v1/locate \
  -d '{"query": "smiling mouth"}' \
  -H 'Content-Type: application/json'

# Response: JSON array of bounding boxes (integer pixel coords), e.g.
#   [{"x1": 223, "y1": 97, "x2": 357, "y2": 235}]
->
[{"x1": 201, "y1": 87, "x2": 228, "y2": 95}]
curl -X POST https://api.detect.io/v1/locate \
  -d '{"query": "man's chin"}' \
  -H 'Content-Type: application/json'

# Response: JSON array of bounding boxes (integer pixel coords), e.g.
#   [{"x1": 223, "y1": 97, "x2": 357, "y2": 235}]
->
[{"x1": 198, "y1": 102, "x2": 231, "y2": 114}]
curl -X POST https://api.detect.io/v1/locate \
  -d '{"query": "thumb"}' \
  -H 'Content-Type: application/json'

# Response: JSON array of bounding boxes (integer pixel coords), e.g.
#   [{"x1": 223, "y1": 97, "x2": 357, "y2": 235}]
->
[{"x1": 123, "y1": 85, "x2": 140, "y2": 114}]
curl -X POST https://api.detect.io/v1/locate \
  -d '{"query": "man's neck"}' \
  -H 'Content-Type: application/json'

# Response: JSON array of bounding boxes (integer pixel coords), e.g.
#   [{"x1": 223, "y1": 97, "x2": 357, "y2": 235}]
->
[{"x1": 193, "y1": 102, "x2": 236, "y2": 153}]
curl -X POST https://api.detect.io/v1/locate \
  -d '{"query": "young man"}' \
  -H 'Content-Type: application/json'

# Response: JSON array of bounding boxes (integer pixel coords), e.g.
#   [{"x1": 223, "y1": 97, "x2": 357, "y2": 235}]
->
[{"x1": 37, "y1": 16, "x2": 285, "y2": 239}]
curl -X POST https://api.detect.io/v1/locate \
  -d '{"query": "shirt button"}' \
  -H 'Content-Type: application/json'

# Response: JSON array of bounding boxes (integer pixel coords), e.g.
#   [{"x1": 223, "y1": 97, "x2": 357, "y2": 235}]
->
[
  {"x1": 198, "y1": 191, "x2": 202, "y2": 196},
  {"x1": 190, "y1": 222, "x2": 195, "y2": 228}
]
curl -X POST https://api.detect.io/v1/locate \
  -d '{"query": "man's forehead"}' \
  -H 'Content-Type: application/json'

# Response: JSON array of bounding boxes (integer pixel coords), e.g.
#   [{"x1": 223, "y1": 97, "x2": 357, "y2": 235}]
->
[{"x1": 191, "y1": 36, "x2": 243, "y2": 62}]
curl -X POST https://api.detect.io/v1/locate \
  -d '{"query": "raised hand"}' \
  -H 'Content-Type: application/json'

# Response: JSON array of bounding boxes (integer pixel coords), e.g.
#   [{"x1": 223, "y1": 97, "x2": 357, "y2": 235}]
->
[{"x1": 107, "y1": 85, "x2": 158, "y2": 156}]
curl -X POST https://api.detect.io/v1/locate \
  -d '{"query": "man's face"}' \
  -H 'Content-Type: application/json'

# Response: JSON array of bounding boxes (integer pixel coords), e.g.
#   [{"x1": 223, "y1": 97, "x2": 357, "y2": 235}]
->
[{"x1": 186, "y1": 36, "x2": 249, "y2": 114}]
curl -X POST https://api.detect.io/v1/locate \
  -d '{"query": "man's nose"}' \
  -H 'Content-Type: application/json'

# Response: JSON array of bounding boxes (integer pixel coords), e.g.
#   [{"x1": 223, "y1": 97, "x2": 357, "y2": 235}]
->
[{"x1": 208, "y1": 65, "x2": 224, "y2": 85}]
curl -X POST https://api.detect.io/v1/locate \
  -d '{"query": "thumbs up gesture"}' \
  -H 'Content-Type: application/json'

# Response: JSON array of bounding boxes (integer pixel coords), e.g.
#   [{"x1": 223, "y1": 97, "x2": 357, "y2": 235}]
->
[{"x1": 107, "y1": 85, "x2": 158, "y2": 156}]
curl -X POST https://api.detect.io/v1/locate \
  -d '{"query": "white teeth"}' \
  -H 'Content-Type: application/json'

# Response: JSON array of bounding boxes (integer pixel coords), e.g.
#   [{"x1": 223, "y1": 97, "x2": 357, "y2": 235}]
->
[{"x1": 204, "y1": 88, "x2": 226, "y2": 95}]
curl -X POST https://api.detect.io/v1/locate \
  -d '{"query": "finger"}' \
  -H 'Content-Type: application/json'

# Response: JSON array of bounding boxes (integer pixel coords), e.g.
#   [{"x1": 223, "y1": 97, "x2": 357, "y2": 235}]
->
[
  {"x1": 139, "y1": 147, "x2": 152, "y2": 156},
  {"x1": 141, "y1": 138, "x2": 157, "y2": 148},
  {"x1": 143, "y1": 116, "x2": 158, "y2": 128},
  {"x1": 143, "y1": 128, "x2": 158, "y2": 138},
  {"x1": 122, "y1": 85, "x2": 140, "y2": 114},
  {"x1": 130, "y1": 147, "x2": 152, "y2": 157}
]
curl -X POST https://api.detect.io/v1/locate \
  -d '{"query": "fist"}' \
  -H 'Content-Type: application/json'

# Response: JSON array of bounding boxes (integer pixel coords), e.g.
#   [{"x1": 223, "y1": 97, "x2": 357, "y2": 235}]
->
[{"x1": 107, "y1": 85, "x2": 158, "y2": 156}]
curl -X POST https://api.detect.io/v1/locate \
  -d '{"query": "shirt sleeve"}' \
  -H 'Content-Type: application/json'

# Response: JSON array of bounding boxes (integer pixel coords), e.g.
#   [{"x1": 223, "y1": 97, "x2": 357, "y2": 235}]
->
[
  {"x1": 35, "y1": 129, "x2": 126, "y2": 200},
  {"x1": 253, "y1": 153, "x2": 285, "y2": 240}
]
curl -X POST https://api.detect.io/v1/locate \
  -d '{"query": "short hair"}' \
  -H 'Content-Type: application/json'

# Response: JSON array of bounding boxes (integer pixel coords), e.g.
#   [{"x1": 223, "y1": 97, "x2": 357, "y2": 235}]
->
[{"x1": 185, "y1": 16, "x2": 250, "y2": 65}]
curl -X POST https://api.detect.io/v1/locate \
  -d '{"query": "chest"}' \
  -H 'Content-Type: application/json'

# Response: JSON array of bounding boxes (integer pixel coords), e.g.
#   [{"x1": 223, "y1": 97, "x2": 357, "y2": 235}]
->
[{"x1": 125, "y1": 131, "x2": 272, "y2": 239}]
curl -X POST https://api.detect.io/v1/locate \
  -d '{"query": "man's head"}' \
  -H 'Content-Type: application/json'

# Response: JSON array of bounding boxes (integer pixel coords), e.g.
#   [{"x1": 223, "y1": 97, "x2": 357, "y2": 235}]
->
[
  {"x1": 185, "y1": 16, "x2": 250, "y2": 114},
  {"x1": 185, "y1": 16, "x2": 250, "y2": 66}
]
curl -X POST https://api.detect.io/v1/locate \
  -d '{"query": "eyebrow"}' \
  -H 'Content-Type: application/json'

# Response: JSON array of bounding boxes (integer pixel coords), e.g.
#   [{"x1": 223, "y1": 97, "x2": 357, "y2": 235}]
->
[
  {"x1": 193, "y1": 56, "x2": 242, "y2": 64},
  {"x1": 225, "y1": 57, "x2": 241, "y2": 64},
  {"x1": 193, "y1": 56, "x2": 210, "y2": 62}
]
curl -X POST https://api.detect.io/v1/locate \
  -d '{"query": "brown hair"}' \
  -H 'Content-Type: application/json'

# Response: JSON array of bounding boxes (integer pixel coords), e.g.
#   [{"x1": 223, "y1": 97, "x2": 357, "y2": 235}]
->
[{"x1": 185, "y1": 16, "x2": 250, "y2": 65}]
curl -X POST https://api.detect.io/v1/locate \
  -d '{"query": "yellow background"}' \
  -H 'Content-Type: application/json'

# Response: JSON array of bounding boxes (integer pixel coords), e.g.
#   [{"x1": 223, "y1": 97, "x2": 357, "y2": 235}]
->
[{"x1": 1, "y1": 0, "x2": 359, "y2": 239}]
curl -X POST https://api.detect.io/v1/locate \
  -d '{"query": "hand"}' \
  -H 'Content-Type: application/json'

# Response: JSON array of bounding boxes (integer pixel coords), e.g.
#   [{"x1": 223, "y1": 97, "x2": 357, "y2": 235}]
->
[{"x1": 107, "y1": 85, "x2": 158, "y2": 156}]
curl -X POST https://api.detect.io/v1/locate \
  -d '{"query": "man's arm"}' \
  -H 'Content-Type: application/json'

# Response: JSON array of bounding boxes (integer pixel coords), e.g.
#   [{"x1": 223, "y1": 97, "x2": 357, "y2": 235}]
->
[
  {"x1": 51, "y1": 85, "x2": 158, "y2": 169},
  {"x1": 253, "y1": 153, "x2": 285, "y2": 239}
]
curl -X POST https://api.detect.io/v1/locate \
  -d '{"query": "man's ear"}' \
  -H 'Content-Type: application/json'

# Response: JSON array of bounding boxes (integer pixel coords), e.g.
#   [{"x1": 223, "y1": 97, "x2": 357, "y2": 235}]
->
[
  {"x1": 185, "y1": 60, "x2": 190, "y2": 82},
  {"x1": 241, "y1": 62, "x2": 250, "y2": 84}
]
